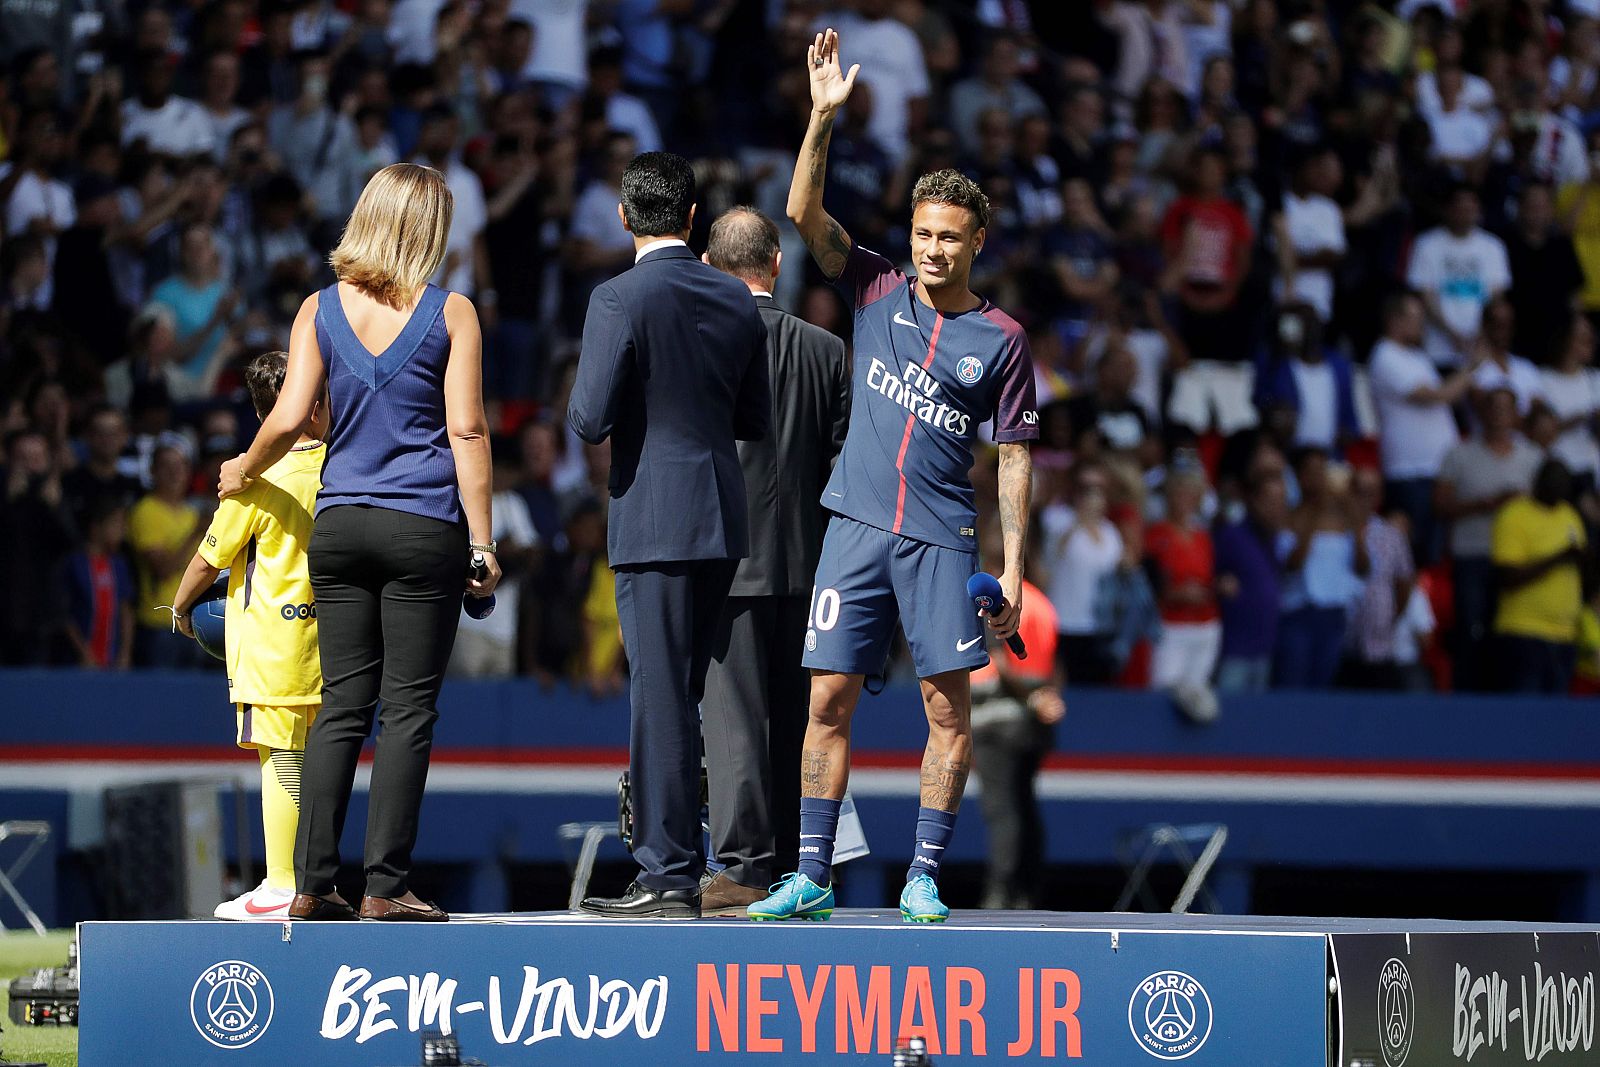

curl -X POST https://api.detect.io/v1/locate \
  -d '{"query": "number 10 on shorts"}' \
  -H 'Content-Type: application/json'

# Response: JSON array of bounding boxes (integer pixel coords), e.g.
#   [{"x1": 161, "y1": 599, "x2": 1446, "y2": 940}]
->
[{"x1": 809, "y1": 587, "x2": 841, "y2": 632}]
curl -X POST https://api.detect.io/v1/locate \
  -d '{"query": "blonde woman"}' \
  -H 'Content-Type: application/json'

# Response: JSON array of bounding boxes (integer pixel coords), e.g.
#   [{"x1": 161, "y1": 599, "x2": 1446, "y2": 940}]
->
[{"x1": 219, "y1": 163, "x2": 501, "y2": 923}]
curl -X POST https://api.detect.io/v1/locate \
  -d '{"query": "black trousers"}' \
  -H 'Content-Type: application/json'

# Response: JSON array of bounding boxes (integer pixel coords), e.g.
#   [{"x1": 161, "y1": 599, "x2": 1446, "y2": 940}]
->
[
  {"x1": 1059, "y1": 633, "x2": 1114, "y2": 686},
  {"x1": 1337, "y1": 656, "x2": 1407, "y2": 691},
  {"x1": 972, "y1": 713, "x2": 1052, "y2": 909},
  {"x1": 1451, "y1": 556, "x2": 1499, "y2": 692},
  {"x1": 297, "y1": 504, "x2": 467, "y2": 899},
  {"x1": 613, "y1": 559, "x2": 738, "y2": 892},
  {"x1": 701, "y1": 594, "x2": 810, "y2": 889},
  {"x1": 1499, "y1": 634, "x2": 1577, "y2": 694}
]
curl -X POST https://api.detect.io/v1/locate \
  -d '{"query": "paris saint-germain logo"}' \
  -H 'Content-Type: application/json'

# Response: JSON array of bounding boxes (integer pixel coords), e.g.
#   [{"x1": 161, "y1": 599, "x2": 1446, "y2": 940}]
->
[
  {"x1": 1129, "y1": 970, "x2": 1213, "y2": 1060},
  {"x1": 1378, "y1": 957, "x2": 1414, "y2": 1067},
  {"x1": 956, "y1": 356, "x2": 984, "y2": 384},
  {"x1": 191, "y1": 960, "x2": 274, "y2": 1049}
]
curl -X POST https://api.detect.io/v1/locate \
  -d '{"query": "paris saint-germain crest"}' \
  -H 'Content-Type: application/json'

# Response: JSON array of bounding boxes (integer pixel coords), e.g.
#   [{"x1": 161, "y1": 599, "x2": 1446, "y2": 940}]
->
[
  {"x1": 1378, "y1": 957, "x2": 1414, "y2": 1066},
  {"x1": 956, "y1": 356, "x2": 984, "y2": 384},
  {"x1": 191, "y1": 960, "x2": 274, "y2": 1049},
  {"x1": 1129, "y1": 970, "x2": 1213, "y2": 1060}
]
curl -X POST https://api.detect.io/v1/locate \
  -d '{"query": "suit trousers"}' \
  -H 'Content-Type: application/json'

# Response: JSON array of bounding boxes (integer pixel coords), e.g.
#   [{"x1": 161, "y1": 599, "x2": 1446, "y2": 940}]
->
[
  {"x1": 297, "y1": 504, "x2": 466, "y2": 899},
  {"x1": 614, "y1": 559, "x2": 738, "y2": 891},
  {"x1": 701, "y1": 595, "x2": 810, "y2": 889}
]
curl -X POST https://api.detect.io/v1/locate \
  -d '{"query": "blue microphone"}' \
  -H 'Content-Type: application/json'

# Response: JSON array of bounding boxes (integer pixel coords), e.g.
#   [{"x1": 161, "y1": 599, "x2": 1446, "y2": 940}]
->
[
  {"x1": 966, "y1": 572, "x2": 1027, "y2": 660},
  {"x1": 463, "y1": 551, "x2": 496, "y2": 620}
]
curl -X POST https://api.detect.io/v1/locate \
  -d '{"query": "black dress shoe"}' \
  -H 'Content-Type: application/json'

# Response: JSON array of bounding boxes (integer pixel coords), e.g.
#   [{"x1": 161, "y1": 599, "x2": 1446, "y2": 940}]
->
[{"x1": 578, "y1": 881, "x2": 699, "y2": 919}]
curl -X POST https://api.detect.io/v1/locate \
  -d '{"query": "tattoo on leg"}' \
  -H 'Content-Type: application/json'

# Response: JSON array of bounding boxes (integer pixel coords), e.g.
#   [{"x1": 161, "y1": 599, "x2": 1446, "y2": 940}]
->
[
  {"x1": 920, "y1": 749, "x2": 971, "y2": 812},
  {"x1": 801, "y1": 748, "x2": 832, "y2": 797}
]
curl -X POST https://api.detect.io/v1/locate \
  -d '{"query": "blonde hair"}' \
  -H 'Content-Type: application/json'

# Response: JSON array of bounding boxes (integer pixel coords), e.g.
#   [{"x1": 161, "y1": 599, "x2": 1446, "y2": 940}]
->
[{"x1": 328, "y1": 163, "x2": 453, "y2": 308}]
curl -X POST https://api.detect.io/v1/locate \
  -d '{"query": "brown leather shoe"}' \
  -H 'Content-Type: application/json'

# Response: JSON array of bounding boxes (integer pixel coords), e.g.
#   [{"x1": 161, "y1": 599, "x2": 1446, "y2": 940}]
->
[
  {"x1": 359, "y1": 896, "x2": 449, "y2": 922},
  {"x1": 288, "y1": 893, "x2": 358, "y2": 921},
  {"x1": 699, "y1": 872, "x2": 767, "y2": 917}
]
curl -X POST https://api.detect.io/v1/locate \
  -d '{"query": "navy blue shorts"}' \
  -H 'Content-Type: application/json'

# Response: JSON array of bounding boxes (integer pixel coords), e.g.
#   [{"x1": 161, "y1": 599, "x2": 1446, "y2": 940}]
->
[{"x1": 802, "y1": 515, "x2": 988, "y2": 679}]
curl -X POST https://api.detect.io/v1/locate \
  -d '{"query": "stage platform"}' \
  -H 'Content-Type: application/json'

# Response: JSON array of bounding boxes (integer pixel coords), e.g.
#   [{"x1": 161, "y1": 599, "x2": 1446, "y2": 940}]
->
[{"x1": 78, "y1": 910, "x2": 1598, "y2": 1065}]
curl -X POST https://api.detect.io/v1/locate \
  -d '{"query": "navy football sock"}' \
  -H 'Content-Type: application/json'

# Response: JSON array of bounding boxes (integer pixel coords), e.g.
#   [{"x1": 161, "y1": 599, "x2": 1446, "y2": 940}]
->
[
  {"x1": 796, "y1": 797, "x2": 842, "y2": 886},
  {"x1": 907, "y1": 807, "x2": 958, "y2": 884}
]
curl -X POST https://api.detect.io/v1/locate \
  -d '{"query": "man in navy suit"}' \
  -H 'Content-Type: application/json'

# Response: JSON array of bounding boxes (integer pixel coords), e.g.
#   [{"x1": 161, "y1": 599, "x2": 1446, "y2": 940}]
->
[{"x1": 568, "y1": 151, "x2": 771, "y2": 918}]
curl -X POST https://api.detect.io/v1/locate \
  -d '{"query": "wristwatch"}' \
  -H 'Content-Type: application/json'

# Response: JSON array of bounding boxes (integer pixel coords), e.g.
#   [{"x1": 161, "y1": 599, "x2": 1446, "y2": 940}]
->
[{"x1": 470, "y1": 540, "x2": 498, "y2": 554}]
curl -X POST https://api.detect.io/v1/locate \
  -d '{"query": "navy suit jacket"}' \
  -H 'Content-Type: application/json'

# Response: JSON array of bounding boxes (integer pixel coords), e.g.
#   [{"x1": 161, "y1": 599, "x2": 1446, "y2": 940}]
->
[{"x1": 568, "y1": 244, "x2": 771, "y2": 566}]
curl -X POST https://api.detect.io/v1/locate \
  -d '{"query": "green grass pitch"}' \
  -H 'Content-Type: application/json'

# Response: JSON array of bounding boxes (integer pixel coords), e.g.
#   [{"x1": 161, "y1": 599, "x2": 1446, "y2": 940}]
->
[{"x1": 0, "y1": 930, "x2": 77, "y2": 1067}]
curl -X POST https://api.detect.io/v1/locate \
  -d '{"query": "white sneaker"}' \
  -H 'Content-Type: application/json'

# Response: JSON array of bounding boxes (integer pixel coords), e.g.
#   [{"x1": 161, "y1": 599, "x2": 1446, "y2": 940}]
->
[{"x1": 214, "y1": 881, "x2": 294, "y2": 921}]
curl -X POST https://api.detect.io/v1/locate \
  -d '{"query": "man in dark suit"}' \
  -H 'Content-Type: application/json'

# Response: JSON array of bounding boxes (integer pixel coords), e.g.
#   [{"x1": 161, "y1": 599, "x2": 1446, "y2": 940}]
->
[
  {"x1": 568, "y1": 153, "x2": 771, "y2": 918},
  {"x1": 697, "y1": 208, "x2": 851, "y2": 916}
]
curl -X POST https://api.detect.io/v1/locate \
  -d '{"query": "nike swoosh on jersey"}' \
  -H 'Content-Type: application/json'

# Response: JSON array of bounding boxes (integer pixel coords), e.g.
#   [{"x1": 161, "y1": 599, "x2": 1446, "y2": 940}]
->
[
  {"x1": 917, "y1": 843, "x2": 946, "y2": 851},
  {"x1": 956, "y1": 636, "x2": 983, "y2": 652},
  {"x1": 892, "y1": 311, "x2": 920, "y2": 328}
]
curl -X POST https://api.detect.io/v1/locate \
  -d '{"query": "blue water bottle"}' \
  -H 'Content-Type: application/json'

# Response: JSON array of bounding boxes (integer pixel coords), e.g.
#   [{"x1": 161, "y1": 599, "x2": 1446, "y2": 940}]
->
[{"x1": 463, "y1": 551, "x2": 496, "y2": 619}]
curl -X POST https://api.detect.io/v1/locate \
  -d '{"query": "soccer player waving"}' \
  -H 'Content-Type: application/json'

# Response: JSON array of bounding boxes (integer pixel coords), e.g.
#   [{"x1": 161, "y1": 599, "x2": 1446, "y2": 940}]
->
[{"x1": 749, "y1": 27, "x2": 1039, "y2": 924}]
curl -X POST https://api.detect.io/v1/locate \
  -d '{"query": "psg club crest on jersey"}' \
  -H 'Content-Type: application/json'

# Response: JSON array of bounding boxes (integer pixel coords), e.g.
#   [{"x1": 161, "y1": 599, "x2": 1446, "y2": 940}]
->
[{"x1": 956, "y1": 356, "x2": 984, "y2": 385}]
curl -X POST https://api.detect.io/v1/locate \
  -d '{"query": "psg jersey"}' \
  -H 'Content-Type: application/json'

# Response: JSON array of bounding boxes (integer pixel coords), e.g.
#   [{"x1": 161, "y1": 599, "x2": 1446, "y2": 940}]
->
[{"x1": 822, "y1": 244, "x2": 1038, "y2": 551}]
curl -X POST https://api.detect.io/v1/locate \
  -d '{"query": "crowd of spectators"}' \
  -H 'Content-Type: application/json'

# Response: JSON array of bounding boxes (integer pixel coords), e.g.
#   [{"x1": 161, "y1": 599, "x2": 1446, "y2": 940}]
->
[{"x1": 2, "y1": 0, "x2": 1598, "y2": 699}]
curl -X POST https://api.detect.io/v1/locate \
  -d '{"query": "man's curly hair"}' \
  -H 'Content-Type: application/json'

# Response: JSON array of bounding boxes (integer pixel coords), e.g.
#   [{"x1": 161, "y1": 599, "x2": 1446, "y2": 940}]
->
[{"x1": 911, "y1": 169, "x2": 991, "y2": 232}]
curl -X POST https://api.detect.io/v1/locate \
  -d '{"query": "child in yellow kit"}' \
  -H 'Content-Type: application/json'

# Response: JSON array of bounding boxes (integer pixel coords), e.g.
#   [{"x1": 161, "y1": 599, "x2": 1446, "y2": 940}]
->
[{"x1": 171, "y1": 351, "x2": 327, "y2": 920}]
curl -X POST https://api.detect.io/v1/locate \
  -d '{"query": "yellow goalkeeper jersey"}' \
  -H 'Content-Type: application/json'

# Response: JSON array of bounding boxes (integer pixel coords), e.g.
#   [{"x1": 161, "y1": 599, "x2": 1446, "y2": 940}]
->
[{"x1": 197, "y1": 441, "x2": 325, "y2": 705}]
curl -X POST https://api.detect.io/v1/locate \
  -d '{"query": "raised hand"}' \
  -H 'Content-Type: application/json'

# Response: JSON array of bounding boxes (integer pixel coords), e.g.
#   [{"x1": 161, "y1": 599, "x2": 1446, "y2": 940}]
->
[{"x1": 807, "y1": 27, "x2": 860, "y2": 114}]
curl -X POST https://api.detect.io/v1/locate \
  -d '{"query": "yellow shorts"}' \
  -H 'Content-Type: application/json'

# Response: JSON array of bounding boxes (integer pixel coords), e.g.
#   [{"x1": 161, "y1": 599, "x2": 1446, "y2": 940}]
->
[{"x1": 235, "y1": 703, "x2": 319, "y2": 751}]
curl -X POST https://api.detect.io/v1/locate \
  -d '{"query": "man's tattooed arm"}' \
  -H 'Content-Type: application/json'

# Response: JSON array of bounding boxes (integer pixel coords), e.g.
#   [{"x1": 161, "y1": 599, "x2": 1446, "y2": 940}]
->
[
  {"x1": 787, "y1": 108, "x2": 854, "y2": 280},
  {"x1": 997, "y1": 443, "x2": 1032, "y2": 586},
  {"x1": 988, "y1": 442, "x2": 1033, "y2": 638}
]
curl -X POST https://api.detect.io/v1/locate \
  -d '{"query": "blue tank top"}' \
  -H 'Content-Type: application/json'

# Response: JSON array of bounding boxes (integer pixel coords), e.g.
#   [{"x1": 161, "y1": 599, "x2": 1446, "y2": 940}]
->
[{"x1": 313, "y1": 283, "x2": 463, "y2": 525}]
